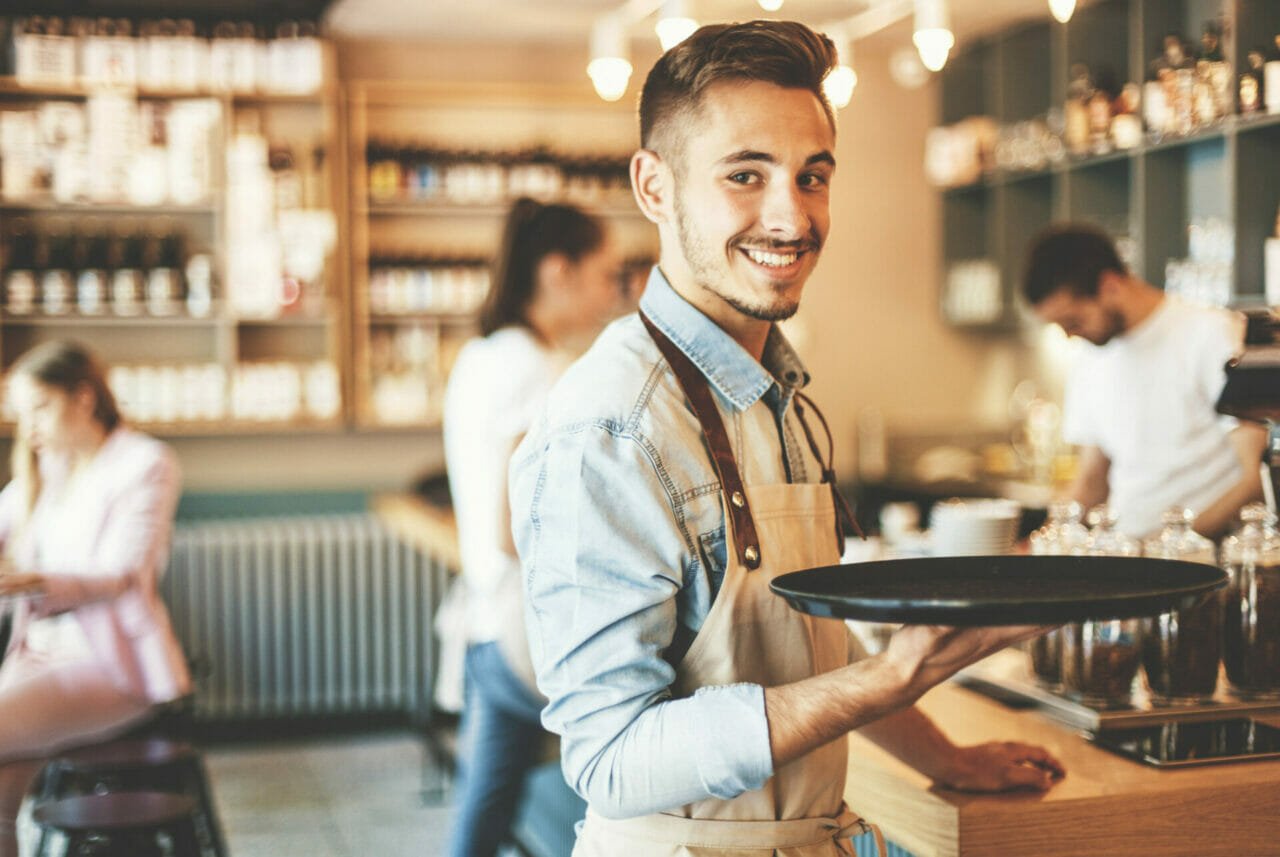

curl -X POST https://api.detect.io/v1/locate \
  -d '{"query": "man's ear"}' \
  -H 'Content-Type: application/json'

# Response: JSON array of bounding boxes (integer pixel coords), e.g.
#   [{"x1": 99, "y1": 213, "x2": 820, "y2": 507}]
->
[
  {"x1": 631, "y1": 148, "x2": 673, "y2": 226},
  {"x1": 1096, "y1": 269, "x2": 1126, "y2": 303}
]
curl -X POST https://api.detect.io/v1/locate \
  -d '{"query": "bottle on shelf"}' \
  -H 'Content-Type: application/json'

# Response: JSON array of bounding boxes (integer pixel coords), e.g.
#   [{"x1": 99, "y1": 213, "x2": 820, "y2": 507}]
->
[
  {"x1": 109, "y1": 226, "x2": 145, "y2": 316},
  {"x1": 144, "y1": 224, "x2": 185, "y2": 316},
  {"x1": 40, "y1": 226, "x2": 73, "y2": 316},
  {"x1": 3, "y1": 219, "x2": 39, "y2": 315},
  {"x1": 74, "y1": 225, "x2": 109, "y2": 316}
]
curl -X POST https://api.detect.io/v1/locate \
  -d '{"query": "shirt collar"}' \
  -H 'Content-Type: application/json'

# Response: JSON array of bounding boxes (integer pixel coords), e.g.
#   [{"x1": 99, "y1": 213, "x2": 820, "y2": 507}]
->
[{"x1": 638, "y1": 266, "x2": 811, "y2": 411}]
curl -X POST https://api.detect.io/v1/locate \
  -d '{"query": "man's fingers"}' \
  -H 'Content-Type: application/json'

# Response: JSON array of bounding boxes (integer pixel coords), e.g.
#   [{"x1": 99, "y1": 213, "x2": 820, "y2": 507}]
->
[{"x1": 1003, "y1": 762, "x2": 1056, "y2": 791}]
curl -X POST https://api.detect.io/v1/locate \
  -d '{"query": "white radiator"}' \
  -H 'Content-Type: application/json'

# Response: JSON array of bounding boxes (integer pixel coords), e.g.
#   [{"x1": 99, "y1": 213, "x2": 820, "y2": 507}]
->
[{"x1": 160, "y1": 514, "x2": 449, "y2": 721}]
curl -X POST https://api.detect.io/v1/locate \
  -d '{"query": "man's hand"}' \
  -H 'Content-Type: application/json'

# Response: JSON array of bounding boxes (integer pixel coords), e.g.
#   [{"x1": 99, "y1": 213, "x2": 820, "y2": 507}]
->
[
  {"x1": 883, "y1": 625, "x2": 1055, "y2": 702},
  {"x1": 931, "y1": 741, "x2": 1065, "y2": 792}
]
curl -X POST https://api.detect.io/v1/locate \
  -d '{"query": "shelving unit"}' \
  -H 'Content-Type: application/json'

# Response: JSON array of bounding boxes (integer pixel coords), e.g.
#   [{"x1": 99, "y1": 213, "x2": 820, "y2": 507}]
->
[
  {"x1": 0, "y1": 41, "x2": 351, "y2": 436},
  {"x1": 345, "y1": 80, "x2": 657, "y2": 430},
  {"x1": 938, "y1": 0, "x2": 1280, "y2": 329}
]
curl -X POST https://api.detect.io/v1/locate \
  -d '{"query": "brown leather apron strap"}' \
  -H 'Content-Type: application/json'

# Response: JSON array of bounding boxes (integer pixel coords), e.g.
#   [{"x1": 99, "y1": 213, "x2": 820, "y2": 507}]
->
[
  {"x1": 583, "y1": 805, "x2": 882, "y2": 852},
  {"x1": 793, "y1": 391, "x2": 865, "y2": 548},
  {"x1": 640, "y1": 311, "x2": 762, "y2": 570}
]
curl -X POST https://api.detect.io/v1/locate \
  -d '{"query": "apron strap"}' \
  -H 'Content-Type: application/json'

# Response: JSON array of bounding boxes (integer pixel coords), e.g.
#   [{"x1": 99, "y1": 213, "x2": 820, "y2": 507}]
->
[
  {"x1": 792, "y1": 391, "x2": 865, "y2": 550},
  {"x1": 640, "y1": 310, "x2": 762, "y2": 570}
]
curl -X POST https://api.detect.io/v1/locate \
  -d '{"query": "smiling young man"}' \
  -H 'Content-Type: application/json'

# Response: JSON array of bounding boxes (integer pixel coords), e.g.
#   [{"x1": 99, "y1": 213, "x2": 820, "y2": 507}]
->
[{"x1": 510, "y1": 21, "x2": 1063, "y2": 856}]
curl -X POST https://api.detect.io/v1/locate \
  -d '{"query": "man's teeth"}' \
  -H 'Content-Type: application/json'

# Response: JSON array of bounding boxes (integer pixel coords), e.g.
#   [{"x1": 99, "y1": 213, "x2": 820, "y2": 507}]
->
[{"x1": 745, "y1": 249, "x2": 798, "y2": 268}]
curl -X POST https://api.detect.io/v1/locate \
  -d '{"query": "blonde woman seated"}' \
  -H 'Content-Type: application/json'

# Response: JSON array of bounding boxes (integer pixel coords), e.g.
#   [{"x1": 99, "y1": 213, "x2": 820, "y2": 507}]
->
[{"x1": 0, "y1": 341, "x2": 190, "y2": 856}]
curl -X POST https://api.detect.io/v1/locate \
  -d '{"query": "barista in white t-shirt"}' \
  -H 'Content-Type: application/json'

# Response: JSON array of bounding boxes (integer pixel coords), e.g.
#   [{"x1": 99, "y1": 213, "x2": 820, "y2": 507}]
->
[{"x1": 1023, "y1": 224, "x2": 1267, "y2": 539}]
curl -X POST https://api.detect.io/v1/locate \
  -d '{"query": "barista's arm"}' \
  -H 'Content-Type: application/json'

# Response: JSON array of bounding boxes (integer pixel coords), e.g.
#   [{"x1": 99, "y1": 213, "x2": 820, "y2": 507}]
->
[
  {"x1": 857, "y1": 704, "x2": 1063, "y2": 792},
  {"x1": 764, "y1": 624, "x2": 1055, "y2": 775},
  {"x1": 1193, "y1": 421, "x2": 1268, "y2": 540},
  {"x1": 1067, "y1": 445, "x2": 1110, "y2": 510}
]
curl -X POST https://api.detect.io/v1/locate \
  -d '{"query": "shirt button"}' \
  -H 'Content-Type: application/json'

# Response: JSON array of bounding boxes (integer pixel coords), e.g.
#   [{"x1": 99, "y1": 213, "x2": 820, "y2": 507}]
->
[
  {"x1": 744, "y1": 545, "x2": 760, "y2": 567},
  {"x1": 730, "y1": 490, "x2": 746, "y2": 509}
]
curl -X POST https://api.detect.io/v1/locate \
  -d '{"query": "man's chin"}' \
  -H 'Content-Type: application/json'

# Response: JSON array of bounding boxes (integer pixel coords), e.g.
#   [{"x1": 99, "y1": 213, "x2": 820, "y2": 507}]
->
[{"x1": 727, "y1": 296, "x2": 800, "y2": 322}]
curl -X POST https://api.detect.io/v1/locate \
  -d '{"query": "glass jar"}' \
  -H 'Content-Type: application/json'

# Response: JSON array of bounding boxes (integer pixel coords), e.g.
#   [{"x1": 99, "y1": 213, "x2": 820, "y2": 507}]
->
[
  {"x1": 1061, "y1": 505, "x2": 1143, "y2": 708},
  {"x1": 1028, "y1": 501, "x2": 1088, "y2": 689},
  {"x1": 1140, "y1": 507, "x2": 1221, "y2": 704},
  {"x1": 1220, "y1": 504, "x2": 1280, "y2": 700}
]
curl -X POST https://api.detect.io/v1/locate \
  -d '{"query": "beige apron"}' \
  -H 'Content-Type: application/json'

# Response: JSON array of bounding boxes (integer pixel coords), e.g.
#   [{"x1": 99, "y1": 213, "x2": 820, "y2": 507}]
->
[{"x1": 571, "y1": 316, "x2": 885, "y2": 857}]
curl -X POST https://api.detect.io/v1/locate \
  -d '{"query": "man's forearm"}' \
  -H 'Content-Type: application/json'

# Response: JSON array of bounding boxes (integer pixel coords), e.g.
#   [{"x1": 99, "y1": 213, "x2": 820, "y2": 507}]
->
[
  {"x1": 1195, "y1": 471, "x2": 1263, "y2": 540},
  {"x1": 764, "y1": 653, "x2": 913, "y2": 769}
]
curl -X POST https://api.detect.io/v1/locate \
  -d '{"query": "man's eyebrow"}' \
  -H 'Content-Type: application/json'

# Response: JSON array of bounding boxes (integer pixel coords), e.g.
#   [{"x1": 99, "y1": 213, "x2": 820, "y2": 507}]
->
[{"x1": 714, "y1": 150, "x2": 837, "y2": 168}]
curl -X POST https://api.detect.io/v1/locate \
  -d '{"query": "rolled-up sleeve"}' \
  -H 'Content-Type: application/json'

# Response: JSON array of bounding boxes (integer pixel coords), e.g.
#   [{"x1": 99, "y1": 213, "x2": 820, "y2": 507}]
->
[{"x1": 511, "y1": 421, "x2": 774, "y2": 818}]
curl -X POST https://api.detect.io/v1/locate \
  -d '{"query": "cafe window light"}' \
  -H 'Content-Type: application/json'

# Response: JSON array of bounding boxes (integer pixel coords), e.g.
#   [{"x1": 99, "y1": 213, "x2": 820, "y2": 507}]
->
[{"x1": 1048, "y1": 0, "x2": 1076, "y2": 24}]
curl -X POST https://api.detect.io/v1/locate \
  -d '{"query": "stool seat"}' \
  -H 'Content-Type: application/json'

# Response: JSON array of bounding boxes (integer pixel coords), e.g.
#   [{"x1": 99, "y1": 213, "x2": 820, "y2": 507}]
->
[
  {"x1": 53, "y1": 739, "x2": 198, "y2": 772},
  {"x1": 34, "y1": 792, "x2": 197, "y2": 831}
]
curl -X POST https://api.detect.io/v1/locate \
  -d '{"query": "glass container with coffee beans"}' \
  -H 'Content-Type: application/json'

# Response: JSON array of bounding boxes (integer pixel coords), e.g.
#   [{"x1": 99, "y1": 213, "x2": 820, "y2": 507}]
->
[
  {"x1": 1061, "y1": 505, "x2": 1143, "y2": 708},
  {"x1": 1221, "y1": 504, "x2": 1280, "y2": 700},
  {"x1": 1028, "y1": 500, "x2": 1089, "y2": 689},
  {"x1": 1140, "y1": 507, "x2": 1221, "y2": 705}
]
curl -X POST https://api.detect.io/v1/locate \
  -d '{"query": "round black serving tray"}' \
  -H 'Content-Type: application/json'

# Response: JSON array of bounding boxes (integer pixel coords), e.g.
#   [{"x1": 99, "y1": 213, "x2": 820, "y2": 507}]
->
[{"x1": 770, "y1": 555, "x2": 1228, "y2": 626}]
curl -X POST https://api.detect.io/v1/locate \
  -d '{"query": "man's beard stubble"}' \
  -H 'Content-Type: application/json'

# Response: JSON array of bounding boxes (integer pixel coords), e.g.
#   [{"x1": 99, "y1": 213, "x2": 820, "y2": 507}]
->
[{"x1": 673, "y1": 194, "x2": 807, "y2": 323}]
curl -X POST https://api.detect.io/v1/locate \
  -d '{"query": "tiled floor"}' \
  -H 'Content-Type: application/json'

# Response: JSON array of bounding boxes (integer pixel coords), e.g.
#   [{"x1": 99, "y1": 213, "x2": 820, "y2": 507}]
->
[{"x1": 206, "y1": 731, "x2": 465, "y2": 857}]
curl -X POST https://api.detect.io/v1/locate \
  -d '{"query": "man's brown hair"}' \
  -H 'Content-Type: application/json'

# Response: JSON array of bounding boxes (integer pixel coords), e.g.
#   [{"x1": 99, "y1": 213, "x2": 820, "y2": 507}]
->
[{"x1": 639, "y1": 20, "x2": 838, "y2": 159}]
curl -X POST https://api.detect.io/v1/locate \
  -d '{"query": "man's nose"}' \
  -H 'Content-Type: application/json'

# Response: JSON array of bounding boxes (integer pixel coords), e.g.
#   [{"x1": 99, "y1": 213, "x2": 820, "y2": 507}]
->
[{"x1": 760, "y1": 182, "x2": 809, "y2": 238}]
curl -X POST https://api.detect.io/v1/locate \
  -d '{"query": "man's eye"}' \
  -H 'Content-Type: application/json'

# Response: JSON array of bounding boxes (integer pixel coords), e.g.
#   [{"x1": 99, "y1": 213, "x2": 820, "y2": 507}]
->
[
  {"x1": 728, "y1": 172, "x2": 759, "y2": 185},
  {"x1": 799, "y1": 172, "x2": 829, "y2": 188}
]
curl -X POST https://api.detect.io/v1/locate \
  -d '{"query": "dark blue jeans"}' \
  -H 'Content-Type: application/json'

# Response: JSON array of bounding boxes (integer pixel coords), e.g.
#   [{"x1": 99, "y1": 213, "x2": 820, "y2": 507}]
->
[{"x1": 446, "y1": 641, "x2": 547, "y2": 857}]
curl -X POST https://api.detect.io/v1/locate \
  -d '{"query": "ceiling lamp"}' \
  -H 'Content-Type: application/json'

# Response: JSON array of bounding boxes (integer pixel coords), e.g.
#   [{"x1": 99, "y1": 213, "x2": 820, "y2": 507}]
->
[
  {"x1": 913, "y1": 0, "x2": 955, "y2": 72},
  {"x1": 757, "y1": 0, "x2": 784, "y2": 11},
  {"x1": 1048, "y1": 0, "x2": 1076, "y2": 23},
  {"x1": 655, "y1": 0, "x2": 698, "y2": 51},
  {"x1": 823, "y1": 28, "x2": 857, "y2": 108},
  {"x1": 588, "y1": 16, "x2": 632, "y2": 102}
]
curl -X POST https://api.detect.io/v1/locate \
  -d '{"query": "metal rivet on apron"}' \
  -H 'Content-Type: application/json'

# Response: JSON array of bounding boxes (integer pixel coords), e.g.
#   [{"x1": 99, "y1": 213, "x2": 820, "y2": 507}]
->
[
  {"x1": 744, "y1": 545, "x2": 760, "y2": 567},
  {"x1": 731, "y1": 490, "x2": 746, "y2": 509}
]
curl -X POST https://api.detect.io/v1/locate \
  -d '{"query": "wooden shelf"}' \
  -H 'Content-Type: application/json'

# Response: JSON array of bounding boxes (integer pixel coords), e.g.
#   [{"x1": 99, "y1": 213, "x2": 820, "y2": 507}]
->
[
  {"x1": 233, "y1": 316, "x2": 331, "y2": 327},
  {"x1": 0, "y1": 198, "x2": 217, "y2": 214},
  {"x1": 361, "y1": 200, "x2": 641, "y2": 218},
  {"x1": 368, "y1": 312, "x2": 478, "y2": 324},
  {"x1": 1, "y1": 314, "x2": 220, "y2": 327},
  {"x1": 0, "y1": 77, "x2": 327, "y2": 102}
]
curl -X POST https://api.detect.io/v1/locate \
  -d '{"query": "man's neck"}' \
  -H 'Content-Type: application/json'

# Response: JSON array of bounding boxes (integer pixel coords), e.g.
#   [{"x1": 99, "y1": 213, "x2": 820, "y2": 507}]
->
[
  {"x1": 1120, "y1": 279, "x2": 1165, "y2": 333},
  {"x1": 658, "y1": 261, "x2": 771, "y2": 362}
]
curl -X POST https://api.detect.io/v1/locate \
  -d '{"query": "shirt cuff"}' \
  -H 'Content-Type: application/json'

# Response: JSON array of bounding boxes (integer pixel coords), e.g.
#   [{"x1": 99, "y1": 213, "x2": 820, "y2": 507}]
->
[{"x1": 689, "y1": 682, "x2": 774, "y2": 798}]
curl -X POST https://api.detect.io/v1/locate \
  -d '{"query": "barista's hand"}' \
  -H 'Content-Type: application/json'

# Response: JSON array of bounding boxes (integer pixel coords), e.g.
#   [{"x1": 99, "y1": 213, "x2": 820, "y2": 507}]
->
[
  {"x1": 883, "y1": 624, "x2": 1055, "y2": 700},
  {"x1": 932, "y1": 741, "x2": 1065, "y2": 793}
]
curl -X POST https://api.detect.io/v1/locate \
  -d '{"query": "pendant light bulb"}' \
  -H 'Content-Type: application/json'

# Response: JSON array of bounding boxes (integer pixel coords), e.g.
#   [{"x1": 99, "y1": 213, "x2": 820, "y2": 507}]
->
[
  {"x1": 1048, "y1": 0, "x2": 1076, "y2": 23},
  {"x1": 823, "y1": 29, "x2": 857, "y2": 109},
  {"x1": 588, "y1": 16, "x2": 632, "y2": 102},
  {"x1": 757, "y1": 0, "x2": 784, "y2": 11},
  {"x1": 655, "y1": 0, "x2": 698, "y2": 51},
  {"x1": 913, "y1": 0, "x2": 954, "y2": 72}
]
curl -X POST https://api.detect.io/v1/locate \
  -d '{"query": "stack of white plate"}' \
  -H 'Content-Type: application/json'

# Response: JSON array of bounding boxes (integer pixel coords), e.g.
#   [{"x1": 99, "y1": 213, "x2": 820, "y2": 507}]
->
[{"x1": 929, "y1": 497, "x2": 1021, "y2": 557}]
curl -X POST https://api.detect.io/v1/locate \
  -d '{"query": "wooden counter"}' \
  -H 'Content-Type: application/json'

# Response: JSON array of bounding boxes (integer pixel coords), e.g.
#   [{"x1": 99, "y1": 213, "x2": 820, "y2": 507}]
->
[
  {"x1": 373, "y1": 492, "x2": 461, "y2": 571},
  {"x1": 845, "y1": 682, "x2": 1280, "y2": 857}
]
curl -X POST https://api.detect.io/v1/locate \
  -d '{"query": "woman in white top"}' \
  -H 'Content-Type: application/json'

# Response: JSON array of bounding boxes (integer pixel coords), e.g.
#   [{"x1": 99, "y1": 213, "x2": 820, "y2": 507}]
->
[
  {"x1": 444, "y1": 198, "x2": 622, "y2": 857},
  {"x1": 0, "y1": 341, "x2": 190, "y2": 856}
]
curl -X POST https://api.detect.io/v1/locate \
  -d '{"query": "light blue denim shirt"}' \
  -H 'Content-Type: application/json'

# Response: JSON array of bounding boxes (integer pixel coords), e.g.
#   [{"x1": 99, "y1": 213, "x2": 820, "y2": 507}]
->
[{"x1": 509, "y1": 267, "x2": 827, "y2": 819}]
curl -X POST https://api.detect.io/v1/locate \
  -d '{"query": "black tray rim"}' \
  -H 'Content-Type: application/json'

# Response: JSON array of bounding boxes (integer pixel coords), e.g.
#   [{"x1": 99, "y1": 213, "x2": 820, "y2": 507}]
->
[{"x1": 769, "y1": 555, "x2": 1229, "y2": 626}]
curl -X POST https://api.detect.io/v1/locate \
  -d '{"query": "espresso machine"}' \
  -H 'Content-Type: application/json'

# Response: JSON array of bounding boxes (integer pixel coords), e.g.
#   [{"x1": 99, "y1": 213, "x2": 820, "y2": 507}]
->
[{"x1": 1216, "y1": 308, "x2": 1280, "y2": 514}]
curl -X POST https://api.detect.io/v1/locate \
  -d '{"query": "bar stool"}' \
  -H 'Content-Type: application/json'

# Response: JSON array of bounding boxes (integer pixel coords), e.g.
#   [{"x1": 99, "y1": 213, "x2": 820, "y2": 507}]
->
[
  {"x1": 34, "y1": 727, "x2": 226, "y2": 857},
  {"x1": 33, "y1": 791, "x2": 201, "y2": 857}
]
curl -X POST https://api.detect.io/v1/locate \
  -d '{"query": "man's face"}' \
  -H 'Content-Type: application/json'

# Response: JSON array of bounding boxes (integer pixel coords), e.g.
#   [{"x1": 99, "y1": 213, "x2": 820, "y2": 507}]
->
[
  {"x1": 665, "y1": 80, "x2": 835, "y2": 322},
  {"x1": 1034, "y1": 288, "x2": 1125, "y2": 345}
]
